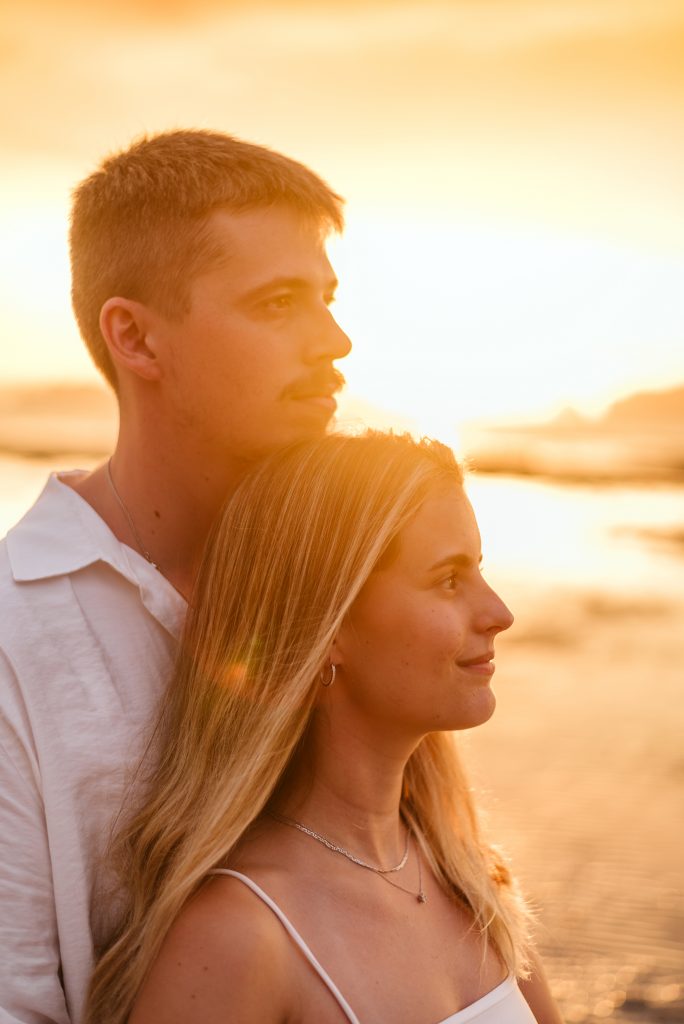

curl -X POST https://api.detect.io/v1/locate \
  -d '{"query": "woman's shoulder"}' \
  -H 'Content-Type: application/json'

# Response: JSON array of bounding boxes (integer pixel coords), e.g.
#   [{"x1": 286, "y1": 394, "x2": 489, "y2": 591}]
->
[{"x1": 129, "y1": 873, "x2": 294, "y2": 1024}]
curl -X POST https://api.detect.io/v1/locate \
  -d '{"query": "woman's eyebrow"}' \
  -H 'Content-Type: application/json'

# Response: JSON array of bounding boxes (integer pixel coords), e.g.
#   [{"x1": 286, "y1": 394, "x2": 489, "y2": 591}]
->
[{"x1": 427, "y1": 553, "x2": 482, "y2": 572}]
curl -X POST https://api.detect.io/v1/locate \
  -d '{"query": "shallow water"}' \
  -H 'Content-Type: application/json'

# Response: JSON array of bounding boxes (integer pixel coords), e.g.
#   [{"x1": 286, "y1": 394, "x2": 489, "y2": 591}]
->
[{"x1": 2, "y1": 454, "x2": 682, "y2": 598}]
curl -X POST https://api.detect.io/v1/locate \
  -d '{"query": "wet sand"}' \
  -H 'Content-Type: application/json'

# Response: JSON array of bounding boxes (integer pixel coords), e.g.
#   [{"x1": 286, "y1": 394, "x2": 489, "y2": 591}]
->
[{"x1": 465, "y1": 585, "x2": 683, "y2": 1023}]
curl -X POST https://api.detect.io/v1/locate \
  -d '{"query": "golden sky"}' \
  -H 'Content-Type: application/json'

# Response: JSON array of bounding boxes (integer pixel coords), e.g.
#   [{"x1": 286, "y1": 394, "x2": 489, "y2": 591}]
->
[{"x1": 1, "y1": 0, "x2": 682, "y2": 425}]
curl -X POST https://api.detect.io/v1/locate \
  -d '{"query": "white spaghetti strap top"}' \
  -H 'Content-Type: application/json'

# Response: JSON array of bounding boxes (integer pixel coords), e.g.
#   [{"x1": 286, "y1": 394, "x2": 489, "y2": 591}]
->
[
  {"x1": 209, "y1": 869, "x2": 536, "y2": 1024},
  {"x1": 210, "y1": 869, "x2": 362, "y2": 1023}
]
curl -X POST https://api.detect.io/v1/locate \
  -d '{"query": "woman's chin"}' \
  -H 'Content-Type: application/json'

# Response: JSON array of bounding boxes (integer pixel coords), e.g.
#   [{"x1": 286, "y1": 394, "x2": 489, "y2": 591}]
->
[{"x1": 446, "y1": 687, "x2": 497, "y2": 732}]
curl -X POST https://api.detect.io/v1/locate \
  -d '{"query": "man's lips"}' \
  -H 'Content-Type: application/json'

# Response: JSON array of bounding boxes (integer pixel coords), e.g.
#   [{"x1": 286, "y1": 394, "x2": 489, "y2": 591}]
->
[
  {"x1": 291, "y1": 388, "x2": 338, "y2": 401},
  {"x1": 286, "y1": 369, "x2": 345, "y2": 404},
  {"x1": 296, "y1": 393, "x2": 338, "y2": 412}
]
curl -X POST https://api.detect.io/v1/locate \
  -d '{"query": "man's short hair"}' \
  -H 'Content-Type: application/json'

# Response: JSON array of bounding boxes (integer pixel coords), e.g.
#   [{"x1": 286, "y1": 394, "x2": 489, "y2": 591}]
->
[{"x1": 69, "y1": 129, "x2": 345, "y2": 389}]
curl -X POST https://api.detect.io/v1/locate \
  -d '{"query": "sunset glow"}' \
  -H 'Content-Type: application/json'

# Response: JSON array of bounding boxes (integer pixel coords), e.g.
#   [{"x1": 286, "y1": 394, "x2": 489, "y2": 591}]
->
[
  {"x1": 1, "y1": 10, "x2": 682, "y2": 1020},
  {"x1": 1, "y1": 0, "x2": 682, "y2": 428}
]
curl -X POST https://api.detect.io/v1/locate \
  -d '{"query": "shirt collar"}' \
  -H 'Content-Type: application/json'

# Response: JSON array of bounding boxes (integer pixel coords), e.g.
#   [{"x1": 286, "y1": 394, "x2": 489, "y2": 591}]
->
[{"x1": 6, "y1": 472, "x2": 186, "y2": 638}]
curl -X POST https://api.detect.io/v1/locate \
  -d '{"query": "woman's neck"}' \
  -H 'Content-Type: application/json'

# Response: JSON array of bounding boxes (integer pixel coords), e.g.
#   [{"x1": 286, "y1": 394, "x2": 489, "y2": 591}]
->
[{"x1": 276, "y1": 717, "x2": 416, "y2": 867}]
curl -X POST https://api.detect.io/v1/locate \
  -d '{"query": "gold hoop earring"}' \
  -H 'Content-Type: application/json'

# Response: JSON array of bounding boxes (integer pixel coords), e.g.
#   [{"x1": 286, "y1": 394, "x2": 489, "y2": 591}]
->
[{"x1": 320, "y1": 663, "x2": 337, "y2": 687}]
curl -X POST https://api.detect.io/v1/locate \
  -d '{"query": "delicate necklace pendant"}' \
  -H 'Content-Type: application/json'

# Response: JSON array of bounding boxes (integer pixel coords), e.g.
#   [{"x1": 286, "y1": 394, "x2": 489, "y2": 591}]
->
[{"x1": 270, "y1": 811, "x2": 428, "y2": 903}]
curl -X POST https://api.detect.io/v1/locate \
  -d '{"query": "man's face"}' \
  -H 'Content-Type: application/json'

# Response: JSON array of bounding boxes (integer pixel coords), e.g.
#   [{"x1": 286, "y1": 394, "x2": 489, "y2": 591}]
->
[{"x1": 155, "y1": 204, "x2": 351, "y2": 460}]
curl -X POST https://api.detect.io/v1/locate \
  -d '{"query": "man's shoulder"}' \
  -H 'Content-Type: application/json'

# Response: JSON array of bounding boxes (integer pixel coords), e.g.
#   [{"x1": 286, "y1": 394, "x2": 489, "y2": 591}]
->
[
  {"x1": 0, "y1": 533, "x2": 70, "y2": 685},
  {"x1": 0, "y1": 469, "x2": 113, "y2": 619},
  {"x1": 0, "y1": 515, "x2": 69, "y2": 611},
  {"x1": 0, "y1": 490, "x2": 101, "y2": 656},
  {"x1": 0, "y1": 531, "x2": 31, "y2": 609}
]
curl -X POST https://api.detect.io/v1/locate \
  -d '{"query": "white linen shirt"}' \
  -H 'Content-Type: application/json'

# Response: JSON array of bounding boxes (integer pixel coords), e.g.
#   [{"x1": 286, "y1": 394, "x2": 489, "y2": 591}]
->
[{"x1": 0, "y1": 473, "x2": 186, "y2": 1024}]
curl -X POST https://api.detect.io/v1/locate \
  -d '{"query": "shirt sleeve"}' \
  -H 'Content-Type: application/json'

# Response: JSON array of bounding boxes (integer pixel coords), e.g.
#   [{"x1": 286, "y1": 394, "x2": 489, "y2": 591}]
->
[{"x1": 0, "y1": 653, "x2": 71, "y2": 1024}]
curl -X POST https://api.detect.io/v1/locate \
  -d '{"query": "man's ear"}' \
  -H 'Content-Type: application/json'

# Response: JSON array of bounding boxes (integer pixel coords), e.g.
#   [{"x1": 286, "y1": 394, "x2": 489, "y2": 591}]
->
[{"x1": 99, "y1": 297, "x2": 163, "y2": 382}]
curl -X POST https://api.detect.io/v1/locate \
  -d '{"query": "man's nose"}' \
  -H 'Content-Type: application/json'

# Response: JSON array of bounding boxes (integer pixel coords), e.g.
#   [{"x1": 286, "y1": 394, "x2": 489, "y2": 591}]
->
[{"x1": 307, "y1": 305, "x2": 352, "y2": 362}]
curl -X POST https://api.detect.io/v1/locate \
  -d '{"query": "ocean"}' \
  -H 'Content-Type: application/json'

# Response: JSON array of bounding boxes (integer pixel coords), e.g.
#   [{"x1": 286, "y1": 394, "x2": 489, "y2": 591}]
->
[{"x1": 2, "y1": 452, "x2": 681, "y2": 602}]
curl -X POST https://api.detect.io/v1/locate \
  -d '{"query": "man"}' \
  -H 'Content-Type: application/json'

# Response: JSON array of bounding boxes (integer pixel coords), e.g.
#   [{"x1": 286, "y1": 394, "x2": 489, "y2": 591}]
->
[{"x1": 0, "y1": 129, "x2": 351, "y2": 1024}]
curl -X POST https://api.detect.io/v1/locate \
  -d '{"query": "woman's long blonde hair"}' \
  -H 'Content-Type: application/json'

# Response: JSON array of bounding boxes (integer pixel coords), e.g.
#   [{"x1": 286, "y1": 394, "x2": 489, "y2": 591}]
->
[{"x1": 86, "y1": 431, "x2": 532, "y2": 1023}]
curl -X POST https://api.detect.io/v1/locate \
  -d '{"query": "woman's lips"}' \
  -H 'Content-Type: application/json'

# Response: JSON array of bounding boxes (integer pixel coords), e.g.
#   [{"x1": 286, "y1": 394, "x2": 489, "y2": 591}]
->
[{"x1": 457, "y1": 653, "x2": 495, "y2": 676}]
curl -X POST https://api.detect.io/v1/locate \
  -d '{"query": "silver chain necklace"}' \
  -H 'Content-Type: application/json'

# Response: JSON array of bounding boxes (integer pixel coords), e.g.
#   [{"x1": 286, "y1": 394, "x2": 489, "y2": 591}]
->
[
  {"x1": 106, "y1": 459, "x2": 160, "y2": 571},
  {"x1": 270, "y1": 812, "x2": 427, "y2": 904}
]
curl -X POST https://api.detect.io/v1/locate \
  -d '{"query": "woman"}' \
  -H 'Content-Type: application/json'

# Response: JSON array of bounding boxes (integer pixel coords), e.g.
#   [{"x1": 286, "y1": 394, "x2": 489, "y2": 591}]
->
[{"x1": 86, "y1": 431, "x2": 561, "y2": 1023}]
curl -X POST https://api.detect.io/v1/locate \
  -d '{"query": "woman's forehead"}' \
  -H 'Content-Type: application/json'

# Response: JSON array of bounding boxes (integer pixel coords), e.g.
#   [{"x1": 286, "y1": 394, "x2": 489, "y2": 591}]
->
[{"x1": 379, "y1": 484, "x2": 478, "y2": 574}]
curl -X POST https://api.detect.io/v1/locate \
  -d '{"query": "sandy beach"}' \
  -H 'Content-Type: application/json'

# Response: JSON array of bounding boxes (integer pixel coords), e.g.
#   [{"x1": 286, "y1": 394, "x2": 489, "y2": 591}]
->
[{"x1": 465, "y1": 583, "x2": 684, "y2": 1024}]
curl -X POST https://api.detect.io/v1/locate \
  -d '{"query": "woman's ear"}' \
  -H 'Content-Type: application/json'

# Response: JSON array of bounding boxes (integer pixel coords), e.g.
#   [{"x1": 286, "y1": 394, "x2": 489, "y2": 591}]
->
[
  {"x1": 99, "y1": 297, "x2": 163, "y2": 382},
  {"x1": 328, "y1": 617, "x2": 353, "y2": 668},
  {"x1": 328, "y1": 641, "x2": 343, "y2": 668}
]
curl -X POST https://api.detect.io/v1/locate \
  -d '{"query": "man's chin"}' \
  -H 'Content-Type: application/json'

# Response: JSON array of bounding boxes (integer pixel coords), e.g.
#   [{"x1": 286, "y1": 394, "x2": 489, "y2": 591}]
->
[
  {"x1": 287, "y1": 401, "x2": 338, "y2": 438},
  {"x1": 239, "y1": 419, "x2": 332, "y2": 463}
]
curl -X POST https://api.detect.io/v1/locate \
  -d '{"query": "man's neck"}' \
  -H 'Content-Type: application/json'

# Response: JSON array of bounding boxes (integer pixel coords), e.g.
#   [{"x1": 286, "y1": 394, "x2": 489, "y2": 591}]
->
[{"x1": 68, "y1": 433, "x2": 251, "y2": 600}]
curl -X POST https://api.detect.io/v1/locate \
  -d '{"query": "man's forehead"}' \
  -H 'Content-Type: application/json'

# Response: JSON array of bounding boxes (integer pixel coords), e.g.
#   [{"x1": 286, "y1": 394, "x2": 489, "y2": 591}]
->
[
  {"x1": 201, "y1": 205, "x2": 335, "y2": 287},
  {"x1": 206, "y1": 204, "x2": 329, "y2": 248}
]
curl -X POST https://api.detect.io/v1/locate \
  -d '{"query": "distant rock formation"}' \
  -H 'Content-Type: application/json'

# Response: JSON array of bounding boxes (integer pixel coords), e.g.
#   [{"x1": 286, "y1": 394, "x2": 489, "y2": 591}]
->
[
  {"x1": 603, "y1": 385, "x2": 684, "y2": 428},
  {"x1": 462, "y1": 382, "x2": 684, "y2": 483}
]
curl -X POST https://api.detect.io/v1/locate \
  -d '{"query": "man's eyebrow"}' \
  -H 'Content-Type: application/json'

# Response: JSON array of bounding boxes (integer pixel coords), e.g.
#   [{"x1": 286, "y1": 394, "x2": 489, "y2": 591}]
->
[
  {"x1": 427, "y1": 553, "x2": 482, "y2": 572},
  {"x1": 241, "y1": 275, "x2": 339, "y2": 302}
]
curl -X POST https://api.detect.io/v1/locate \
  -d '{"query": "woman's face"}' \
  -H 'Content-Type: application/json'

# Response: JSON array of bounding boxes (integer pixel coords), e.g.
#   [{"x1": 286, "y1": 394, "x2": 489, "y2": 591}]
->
[{"x1": 332, "y1": 483, "x2": 514, "y2": 739}]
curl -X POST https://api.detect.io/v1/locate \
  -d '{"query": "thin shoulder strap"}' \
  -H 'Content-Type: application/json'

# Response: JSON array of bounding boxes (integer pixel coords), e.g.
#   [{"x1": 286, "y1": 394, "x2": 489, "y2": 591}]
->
[{"x1": 209, "y1": 869, "x2": 362, "y2": 1024}]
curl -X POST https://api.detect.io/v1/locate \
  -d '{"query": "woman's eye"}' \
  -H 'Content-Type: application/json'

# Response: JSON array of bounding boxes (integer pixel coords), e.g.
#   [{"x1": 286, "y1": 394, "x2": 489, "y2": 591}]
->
[
  {"x1": 263, "y1": 294, "x2": 292, "y2": 311},
  {"x1": 443, "y1": 573, "x2": 460, "y2": 590}
]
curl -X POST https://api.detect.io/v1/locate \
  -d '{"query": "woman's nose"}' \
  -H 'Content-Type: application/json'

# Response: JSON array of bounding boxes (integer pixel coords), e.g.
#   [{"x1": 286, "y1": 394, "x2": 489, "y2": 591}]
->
[{"x1": 477, "y1": 583, "x2": 514, "y2": 635}]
